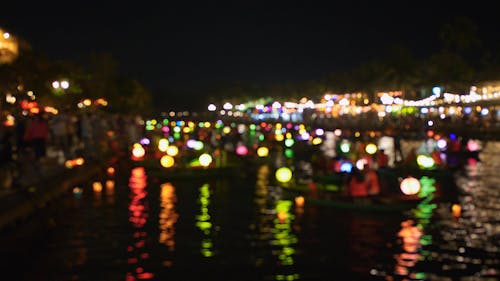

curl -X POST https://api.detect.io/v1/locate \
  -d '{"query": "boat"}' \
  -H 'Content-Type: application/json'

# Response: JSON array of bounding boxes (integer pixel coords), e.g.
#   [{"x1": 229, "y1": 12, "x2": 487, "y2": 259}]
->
[
  {"x1": 131, "y1": 157, "x2": 242, "y2": 180},
  {"x1": 279, "y1": 183, "x2": 425, "y2": 212}
]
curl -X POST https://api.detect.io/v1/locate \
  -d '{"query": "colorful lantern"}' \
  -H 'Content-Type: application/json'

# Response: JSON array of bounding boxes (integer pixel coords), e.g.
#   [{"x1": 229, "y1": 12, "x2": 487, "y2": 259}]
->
[
  {"x1": 160, "y1": 155, "x2": 175, "y2": 168},
  {"x1": 275, "y1": 167, "x2": 293, "y2": 183},
  {"x1": 257, "y1": 147, "x2": 269, "y2": 157},
  {"x1": 199, "y1": 153, "x2": 213, "y2": 167},
  {"x1": 400, "y1": 176, "x2": 421, "y2": 195},
  {"x1": 365, "y1": 143, "x2": 377, "y2": 155}
]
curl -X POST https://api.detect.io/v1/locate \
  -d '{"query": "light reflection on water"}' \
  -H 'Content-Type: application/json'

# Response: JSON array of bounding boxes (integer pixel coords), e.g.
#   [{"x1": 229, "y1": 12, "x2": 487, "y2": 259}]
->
[
  {"x1": 378, "y1": 142, "x2": 500, "y2": 280},
  {"x1": 3, "y1": 143, "x2": 500, "y2": 280}
]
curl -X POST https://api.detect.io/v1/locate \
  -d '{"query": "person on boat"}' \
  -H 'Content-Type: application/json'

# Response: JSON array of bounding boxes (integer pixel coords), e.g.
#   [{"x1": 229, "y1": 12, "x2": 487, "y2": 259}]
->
[
  {"x1": 365, "y1": 164, "x2": 380, "y2": 196},
  {"x1": 376, "y1": 149, "x2": 389, "y2": 169},
  {"x1": 346, "y1": 164, "x2": 380, "y2": 198},
  {"x1": 346, "y1": 167, "x2": 368, "y2": 197}
]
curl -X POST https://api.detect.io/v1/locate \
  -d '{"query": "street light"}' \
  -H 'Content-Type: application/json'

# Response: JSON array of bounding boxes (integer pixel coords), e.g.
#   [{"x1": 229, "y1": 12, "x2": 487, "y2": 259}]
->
[
  {"x1": 0, "y1": 27, "x2": 18, "y2": 64},
  {"x1": 52, "y1": 79, "x2": 70, "y2": 95},
  {"x1": 52, "y1": 80, "x2": 70, "y2": 90}
]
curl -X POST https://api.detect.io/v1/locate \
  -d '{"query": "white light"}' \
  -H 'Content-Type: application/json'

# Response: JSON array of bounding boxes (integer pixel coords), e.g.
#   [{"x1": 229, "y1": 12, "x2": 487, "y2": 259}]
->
[
  {"x1": 432, "y1": 86, "x2": 441, "y2": 95},
  {"x1": 223, "y1": 102, "x2": 233, "y2": 110},
  {"x1": 60, "y1": 80, "x2": 69, "y2": 89},
  {"x1": 3, "y1": 32, "x2": 10, "y2": 39},
  {"x1": 427, "y1": 120, "x2": 434, "y2": 126},
  {"x1": 315, "y1": 128, "x2": 324, "y2": 136},
  {"x1": 207, "y1": 104, "x2": 216, "y2": 111},
  {"x1": 380, "y1": 93, "x2": 394, "y2": 105},
  {"x1": 52, "y1": 81, "x2": 60, "y2": 89}
]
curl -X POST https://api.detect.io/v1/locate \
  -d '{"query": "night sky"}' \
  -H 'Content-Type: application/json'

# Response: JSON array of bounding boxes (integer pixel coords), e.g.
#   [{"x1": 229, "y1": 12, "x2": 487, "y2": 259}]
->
[{"x1": 1, "y1": 2, "x2": 498, "y2": 110}]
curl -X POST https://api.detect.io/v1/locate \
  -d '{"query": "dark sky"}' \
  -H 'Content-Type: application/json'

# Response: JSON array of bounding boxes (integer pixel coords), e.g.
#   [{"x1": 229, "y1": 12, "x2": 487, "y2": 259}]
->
[{"x1": 1, "y1": 2, "x2": 498, "y2": 110}]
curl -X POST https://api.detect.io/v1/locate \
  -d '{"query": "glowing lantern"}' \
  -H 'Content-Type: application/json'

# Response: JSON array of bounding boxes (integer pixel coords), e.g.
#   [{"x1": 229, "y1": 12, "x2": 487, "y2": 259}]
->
[
  {"x1": 73, "y1": 187, "x2": 83, "y2": 198},
  {"x1": 186, "y1": 139, "x2": 197, "y2": 149},
  {"x1": 340, "y1": 162, "x2": 353, "y2": 173},
  {"x1": 356, "y1": 159, "x2": 368, "y2": 170},
  {"x1": 275, "y1": 167, "x2": 293, "y2": 183},
  {"x1": 166, "y1": 146, "x2": 179, "y2": 156},
  {"x1": 236, "y1": 145, "x2": 248, "y2": 156},
  {"x1": 284, "y1": 138, "x2": 294, "y2": 147},
  {"x1": 257, "y1": 147, "x2": 269, "y2": 157},
  {"x1": 140, "y1": 138, "x2": 150, "y2": 145},
  {"x1": 193, "y1": 141, "x2": 204, "y2": 151},
  {"x1": 277, "y1": 211, "x2": 288, "y2": 221},
  {"x1": 365, "y1": 143, "x2": 377, "y2": 155},
  {"x1": 400, "y1": 177, "x2": 421, "y2": 195},
  {"x1": 158, "y1": 138, "x2": 169, "y2": 152},
  {"x1": 312, "y1": 137, "x2": 322, "y2": 145},
  {"x1": 132, "y1": 144, "x2": 145, "y2": 159},
  {"x1": 340, "y1": 141, "x2": 350, "y2": 153},
  {"x1": 451, "y1": 204, "x2": 461, "y2": 218},
  {"x1": 106, "y1": 180, "x2": 115, "y2": 191},
  {"x1": 107, "y1": 167, "x2": 115, "y2": 176},
  {"x1": 467, "y1": 140, "x2": 480, "y2": 152},
  {"x1": 93, "y1": 182, "x2": 103, "y2": 192},
  {"x1": 315, "y1": 128, "x2": 324, "y2": 136},
  {"x1": 74, "y1": 157, "x2": 84, "y2": 165},
  {"x1": 295, "y1": 196, "x2": 305, "y2": 207},
  {"x1": 199, "y1": 153, "x2": 213, "y2": 167},
  {"x1": 160, "y1": 155, "x2": 175, "y2": 168},
  {"x1": 436, "y1": 139, "x2": 447, "y2": 150},
  {"x1": 417, "y1": 154, "x2": 435, "y2": 169}
]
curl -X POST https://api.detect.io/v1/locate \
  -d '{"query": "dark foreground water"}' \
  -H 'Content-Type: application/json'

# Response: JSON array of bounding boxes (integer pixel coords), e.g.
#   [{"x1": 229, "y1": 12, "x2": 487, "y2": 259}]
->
[{"x1": 1, "y1": 145, "x2": 499, "y2": 281}]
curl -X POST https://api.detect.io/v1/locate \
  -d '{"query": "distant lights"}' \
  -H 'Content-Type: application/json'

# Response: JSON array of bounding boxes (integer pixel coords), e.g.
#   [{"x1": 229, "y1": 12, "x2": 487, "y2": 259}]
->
[
  {"x1": 432, "y1": 86, "x2": 442, "y2": 95},
  {"x1": 208, "y1": 104, "x2": 216, "y2": 111}
]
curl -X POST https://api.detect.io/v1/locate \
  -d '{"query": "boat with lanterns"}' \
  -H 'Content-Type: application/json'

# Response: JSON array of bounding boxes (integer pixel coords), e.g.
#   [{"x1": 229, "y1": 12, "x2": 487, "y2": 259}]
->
[{"x1": 273, "y1": 165, "x2": 447, "y2": 212}]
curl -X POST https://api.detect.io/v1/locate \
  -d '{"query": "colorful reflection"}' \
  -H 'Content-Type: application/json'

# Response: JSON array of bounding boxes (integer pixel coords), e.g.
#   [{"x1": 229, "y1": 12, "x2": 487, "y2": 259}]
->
[
  {"x1": 196, "y1": 183, "x2": 213, "y2": 258},
  {"x1": 126, "y1": 167, "x2": 154, "y2": 280},
  {"x1": 272, "y1": 200, "x2": 299, "y2": 280},
  {"x1": 389, "y1": 177, "x2": 437, "y2": 280},
  {"x1": 158, "y1": 182, "x2": 178, "y2": 266}
]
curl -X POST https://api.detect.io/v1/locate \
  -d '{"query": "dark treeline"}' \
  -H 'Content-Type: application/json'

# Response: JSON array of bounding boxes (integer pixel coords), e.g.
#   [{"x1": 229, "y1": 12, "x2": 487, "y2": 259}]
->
[
  {"x1": 0, "y1": 41, "x2": 154, "y2": 115},
  {"x1": 204, "y1": 16, "x2": 500, "y2": 106}
]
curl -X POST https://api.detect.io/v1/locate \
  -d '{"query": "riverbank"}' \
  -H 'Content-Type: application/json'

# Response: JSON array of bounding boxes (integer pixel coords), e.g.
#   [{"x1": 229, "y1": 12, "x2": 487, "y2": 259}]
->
[{"x1": 0, "y1": 155, "x2": 119, "y2": 231}]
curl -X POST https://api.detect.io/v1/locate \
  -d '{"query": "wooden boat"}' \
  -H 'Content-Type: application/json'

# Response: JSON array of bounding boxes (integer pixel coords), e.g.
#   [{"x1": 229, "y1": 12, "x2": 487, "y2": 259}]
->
[
  {"x1": 279, "y1": 183, "x2": 425, "y2": 212},
  {"x1": 131, "y1": 157, "x2": 241, "y2": 180}
]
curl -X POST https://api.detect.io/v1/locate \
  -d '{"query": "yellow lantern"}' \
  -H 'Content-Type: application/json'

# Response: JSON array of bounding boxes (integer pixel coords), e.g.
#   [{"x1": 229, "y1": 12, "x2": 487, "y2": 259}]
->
[
  {"x1": 400, "y1": 176, "x2": 421, "y2": 195},
  {"x1": 294, "y1": 196, "x2": 305, "y2": 207},
  {"x1": 257, "y1": 147, "x2": 269, "y2": 157},
  {"x1": 132, "y1": 143, "x2": 145, "y2": 158},
  {"x1": 166, "y1": 146, "x2": 179, "y2": 156},
  {"x1": 275, "y1": 167, "x2": 293, "y2": 183},
  {"x1": 451, "y1": 204, "x2": 461, "y2": 218},
  {"x1": 365, "y1": 143, "x2": 377, "y2": 155},
  {"x1": 160, "y1": 155, "x2": 175, "y2": 168},
  {"x1": 93, "y1": 182, "x2": 103, "y2": 193},
  {"x1": 158, "y1": 138, "x2": 169, "y2": 152}
]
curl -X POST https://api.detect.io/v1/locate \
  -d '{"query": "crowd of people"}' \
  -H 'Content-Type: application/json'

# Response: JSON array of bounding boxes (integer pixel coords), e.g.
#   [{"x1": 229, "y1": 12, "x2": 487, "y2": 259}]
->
[{"x1": 0, "y1": 109, "x2": 144, "y2": 189}]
